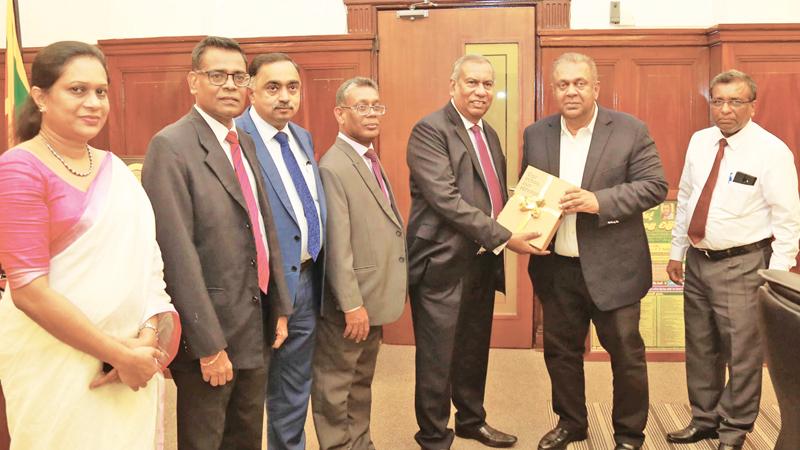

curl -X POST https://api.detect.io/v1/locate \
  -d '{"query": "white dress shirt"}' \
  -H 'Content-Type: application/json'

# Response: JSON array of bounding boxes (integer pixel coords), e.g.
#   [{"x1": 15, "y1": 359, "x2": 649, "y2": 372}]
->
[
  {"x1": 670, "y1": 119, "x2": 800, "y2": 270},
  {"x1": 554, "y1": 104, "x2": 599, "y2": 257},
  {"x1": 451, "y1": 99, "x2": 501, "y2": 218},
  {"x1": 249, "y1": 108, "x2": 322, "y2": 262},
  {"x1": 194, "y1": 105, "x2": 270, "y2": 258}
]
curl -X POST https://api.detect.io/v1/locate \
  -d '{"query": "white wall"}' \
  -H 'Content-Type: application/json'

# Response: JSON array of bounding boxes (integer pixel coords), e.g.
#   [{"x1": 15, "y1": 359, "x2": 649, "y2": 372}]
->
[
  {"x1": 571, "y1": 0, "x2": 800, "y2": 29},
  {"x1": 2, "y1": 0, "x2": 348, "y2": 48}
]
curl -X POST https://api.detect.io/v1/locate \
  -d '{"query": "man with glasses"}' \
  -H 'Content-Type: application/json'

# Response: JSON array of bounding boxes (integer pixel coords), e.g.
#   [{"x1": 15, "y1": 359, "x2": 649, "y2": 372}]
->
[
  {"x1": 407, "y1": 54, "x2": 542, "y2": 450},
  {"x1": 312, "y1": 77, "x2": 407, "y2": 450},
  {"x1": 142, "y1": 36, "x2": 292, "y2": 450},
  {"x1": 666, "y1": 70, "x2": 800, "y2": 450},
  {"x1": 523, "y1": 52, "x2": 667, "y2": 450},
  {"x1": 235, "y1": 52, "x2": 325, "y2": 450}
]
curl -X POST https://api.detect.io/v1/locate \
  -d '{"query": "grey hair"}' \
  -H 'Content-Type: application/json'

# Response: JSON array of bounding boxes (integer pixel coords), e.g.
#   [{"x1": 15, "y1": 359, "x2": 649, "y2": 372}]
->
[
  {"x1": 710, "y1": 69, "x2": 757, "y2": 101},
  {"x1": 450, "y1": 54, "x2": 494, "y2": 81},
  {"x1": 551, "y1": 52, "x2": 599, "y2": 84},
  {"x1": 335, "y1": 77, "x2": 379, "y2": 106}
]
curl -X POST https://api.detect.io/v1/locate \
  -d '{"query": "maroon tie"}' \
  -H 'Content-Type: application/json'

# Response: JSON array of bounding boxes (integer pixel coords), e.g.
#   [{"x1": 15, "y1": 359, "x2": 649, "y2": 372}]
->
[
  {"x1": 470, "y1": 125, "x2": 503, "y2": 218},
  {"x1": 364, "y1": 148, "x2": 390, "y2": 201},
  {"x1": 226, "y1": 131, "x2": 270, "y2": 293},
  {"x1": 688, "y1": 138, "x2": 727, "y2": 245}
]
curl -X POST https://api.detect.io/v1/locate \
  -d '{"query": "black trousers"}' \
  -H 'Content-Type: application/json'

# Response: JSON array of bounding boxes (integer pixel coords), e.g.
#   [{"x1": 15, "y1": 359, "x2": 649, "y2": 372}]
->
[
  {"x1": 411, "y1": 253, "x2": 499, "y2": 450},
  {"x1": 542, "y1": 255, "x2": 649, "y2": 447},
  {"x1": 172, "y1": 364, "x2": 269, "y2": 450}
]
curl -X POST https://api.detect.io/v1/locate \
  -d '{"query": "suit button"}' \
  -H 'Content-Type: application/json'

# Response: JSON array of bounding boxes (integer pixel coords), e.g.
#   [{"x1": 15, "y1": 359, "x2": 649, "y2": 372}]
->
[
  {"x1": 294, "y1": 235, "x2": 301, "y2": 242},
  {"x1": 396, "y1": 230, "x2": 401, "y2": 236},
  {"x1": 251, "y1": 295, "x2": 259, "y2": 304},
  {"x1": 399, "y1": 256, "x2": 405, "y2": 262},
  {"x1": 291, "y1": 266, "x2": 298, "y2": 272},
  {"x1": 250, "y1": 258, "x2": 256, "y2": 266}
]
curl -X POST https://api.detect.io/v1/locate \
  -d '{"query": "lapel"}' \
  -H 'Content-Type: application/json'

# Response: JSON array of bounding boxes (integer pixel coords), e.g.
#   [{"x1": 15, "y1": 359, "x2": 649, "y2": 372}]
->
[
  {"x1": 238, "y1": 108, "x2": 299, "y2": 226},
  {"x1": 580, "y1": 107, "x2": 613, "y2": 189},
  {"x1": 192, "y1": 109, "x2": 247, "y2": 212},
  {"x1": 337, "y1": 138, "x2": 402, "y2": 228},
  {"x1": 445, "y1": 103, "x2": 489, "y2": 191},
  {"x1": 545, "y1": 115, "x2": 561, "y2": 177},
  {"x1": 289, "y1": 122, "x2": 327, "y2": 228}
]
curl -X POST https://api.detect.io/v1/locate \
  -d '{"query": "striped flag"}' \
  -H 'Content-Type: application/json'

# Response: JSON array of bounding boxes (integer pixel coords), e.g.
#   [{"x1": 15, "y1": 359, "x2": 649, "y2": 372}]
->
[{"x1": 5, "y1": 0, "x2": 29, "y2": 148}]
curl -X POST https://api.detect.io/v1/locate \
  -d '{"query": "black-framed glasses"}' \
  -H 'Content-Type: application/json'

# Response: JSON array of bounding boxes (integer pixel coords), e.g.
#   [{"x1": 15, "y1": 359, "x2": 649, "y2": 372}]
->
[
  {"x1": 196, "y1": 70, "x2": 251, "y2": 87},
  {"x1": 339, "y1": 104, "x2": 387, "y2": 116},
  {"x1": 710, "y1": 98, "x2": 754, "y2": 108}
]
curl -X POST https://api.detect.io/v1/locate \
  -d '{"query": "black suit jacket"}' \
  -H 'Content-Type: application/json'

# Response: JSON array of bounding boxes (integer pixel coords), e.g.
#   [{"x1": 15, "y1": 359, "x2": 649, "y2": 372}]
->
[
  {"x1": 406, "y1": 102, "x2": 512, "y2": 290},
  {"x1": 142, "y1": 108, "x2": 292, "y2": 370},
  {"x1": 522, "y1": 106, "x2": 668, "y2": 311}
]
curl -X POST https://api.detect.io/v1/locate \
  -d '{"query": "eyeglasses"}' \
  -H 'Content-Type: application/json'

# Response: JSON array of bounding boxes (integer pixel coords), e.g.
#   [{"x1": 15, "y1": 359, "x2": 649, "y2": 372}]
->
[
  {"x1": 710, "y1": 98, "x2": 754, "y2": 108},
  {"x1": 196, "y1": 70, "x2": 251, "y2": 87},
  {"x1": 339, "y1": 104, "x2": 387, "y2": 116}
]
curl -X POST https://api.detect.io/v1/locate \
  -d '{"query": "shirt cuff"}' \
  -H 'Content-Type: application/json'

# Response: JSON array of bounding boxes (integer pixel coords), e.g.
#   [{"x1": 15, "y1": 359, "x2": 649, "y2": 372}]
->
[
  {"x1": 669, "y1": 245, "x2": 689, "y2": 262},
  {"x1": 343, "y1": 305, "x2": 363, "y2": 313}
]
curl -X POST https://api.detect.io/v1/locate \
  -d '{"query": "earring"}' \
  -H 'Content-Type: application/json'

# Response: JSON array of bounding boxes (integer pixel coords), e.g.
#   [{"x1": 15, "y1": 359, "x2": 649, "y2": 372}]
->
[{"x1": 38, "y1": 106, "x2": 45, "y2": 113}]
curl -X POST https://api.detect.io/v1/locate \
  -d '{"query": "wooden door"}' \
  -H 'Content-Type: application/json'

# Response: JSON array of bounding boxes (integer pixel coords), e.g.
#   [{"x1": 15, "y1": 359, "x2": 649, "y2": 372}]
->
[{"x1": 377, "y1": 6, "x2": 537, "y2": 348}]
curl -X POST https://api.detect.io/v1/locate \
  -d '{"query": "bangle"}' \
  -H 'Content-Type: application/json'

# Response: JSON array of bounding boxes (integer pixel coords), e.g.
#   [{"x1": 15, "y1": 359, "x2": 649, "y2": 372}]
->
[
  {"x1": 140, "y1": 320, "x2": 158, "y2": 337},
  {"x1": 201, "y1": 351, "x2": 222, "y2": 367}
]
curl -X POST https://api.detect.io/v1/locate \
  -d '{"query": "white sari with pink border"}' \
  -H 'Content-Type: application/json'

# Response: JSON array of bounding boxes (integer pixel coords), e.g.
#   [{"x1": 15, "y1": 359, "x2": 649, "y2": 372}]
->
[{"x1": 0, "y1": 155, "x2": 180, "y2": 450}]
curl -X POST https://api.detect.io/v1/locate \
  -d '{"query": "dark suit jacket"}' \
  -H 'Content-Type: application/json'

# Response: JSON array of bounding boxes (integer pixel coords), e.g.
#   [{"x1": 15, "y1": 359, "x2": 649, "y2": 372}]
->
[
  {"x1": 236, "y1": 108, "x2": 327, "y2": 306},
  {"x1": 319, "y1": 137, "x2": 407, "y2": 326},
  {"x1": 406, "y1": 102, "x2": 512, "y2": 290},
  {"x1": 142, "y1": 108, "x2": 292, "y2": 370},
  {"x1": 522, "y1": 106, "x2": 668, "y2": 311}
]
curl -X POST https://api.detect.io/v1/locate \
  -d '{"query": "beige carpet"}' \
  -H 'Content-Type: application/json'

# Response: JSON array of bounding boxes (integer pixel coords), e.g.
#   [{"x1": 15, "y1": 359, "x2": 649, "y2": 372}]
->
[
  {"x1": 544, "y1": 402, "x2": 780, "y2": 450},
  {"x1": 161, "y1": 345, "x2": 779, "y2": 449}
]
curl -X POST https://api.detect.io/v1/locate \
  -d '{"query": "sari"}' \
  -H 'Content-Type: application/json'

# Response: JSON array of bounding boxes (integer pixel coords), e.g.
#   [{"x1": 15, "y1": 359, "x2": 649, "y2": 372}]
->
[{"x1": 0, "y1": 151, "x2": 180, "y2": 450}]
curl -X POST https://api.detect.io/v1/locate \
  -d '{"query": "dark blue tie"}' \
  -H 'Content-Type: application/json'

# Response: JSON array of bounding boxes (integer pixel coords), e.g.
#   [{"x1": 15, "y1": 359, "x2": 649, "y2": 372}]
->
[{"x1": 275, "y1": 131, "x2": 321, "y2": 260}]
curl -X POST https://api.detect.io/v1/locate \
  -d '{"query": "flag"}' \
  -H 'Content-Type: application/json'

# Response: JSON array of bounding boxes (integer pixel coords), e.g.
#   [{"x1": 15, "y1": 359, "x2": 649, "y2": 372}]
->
[{"x1": 5, "y1": 0, "x2": 29, "y2": 148}]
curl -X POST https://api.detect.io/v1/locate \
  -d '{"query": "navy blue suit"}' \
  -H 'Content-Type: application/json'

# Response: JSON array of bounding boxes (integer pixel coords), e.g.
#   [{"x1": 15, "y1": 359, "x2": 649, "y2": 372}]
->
[{"x1": 237, "y1": 108, "x2": 327, "y2": 450}]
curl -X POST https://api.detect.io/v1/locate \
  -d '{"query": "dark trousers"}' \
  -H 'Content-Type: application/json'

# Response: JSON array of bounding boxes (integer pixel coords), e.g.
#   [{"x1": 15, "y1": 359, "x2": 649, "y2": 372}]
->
[
  {"x1": 411, "y1": 253, "x2": 498, "y2": 450},
  {"x1": 268, "y1": 264, "x2": 319, "y2": 450},
  {"x1": 311, "y1": 318, "x2": 382, "y2": 450},
  {"x1": 172, "y1": 365, "x2": 268, "y2": 450},
  {"x1": 683, "y1": 246, "x2": 769, "y2": 446},
  {"x1": 542, "y1": 255, "x2": 649, "y2": 447}
]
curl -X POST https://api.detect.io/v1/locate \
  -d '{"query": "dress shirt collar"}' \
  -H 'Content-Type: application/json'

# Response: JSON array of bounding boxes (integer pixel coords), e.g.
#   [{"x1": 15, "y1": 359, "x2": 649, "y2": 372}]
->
[
  {"x1": 338, "y1": 131, "x2": 373, "y2": 157},
  {"x1": 451, "y1": 99, "x2": 485, "y2": 131},
  {"x1": 248, "y1": 107, "x2": 289, "y2": 141},
  {"x1": 194, "y1": 104, "x2": 236, "y2": 144},
  {"x1": 560, "y1": 102, "x2": 598, "y2": 137},
  {"x1": 712, "y1": 118, "x2": 754, "y2": 152}
]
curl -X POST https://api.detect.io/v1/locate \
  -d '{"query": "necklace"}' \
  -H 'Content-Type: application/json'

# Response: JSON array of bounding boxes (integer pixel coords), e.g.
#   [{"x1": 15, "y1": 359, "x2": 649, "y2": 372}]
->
[{"x1": 42, "y1": 137, "x2": 93, "y2": 177}]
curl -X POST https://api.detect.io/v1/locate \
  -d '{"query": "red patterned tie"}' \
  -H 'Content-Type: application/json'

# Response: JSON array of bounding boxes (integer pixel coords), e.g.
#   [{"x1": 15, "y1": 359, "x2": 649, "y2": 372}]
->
[
  {"x1": 226, "y1": 131, "x2": 270, "y2": 293},
  {"x1": 364, "y1": 148, "x2": 390, "y2": 201},
  {"x1": 688, "y1": 138, "x2": 727, "y2": 245},
  {"x1": 470, "y1": 125, "x2": 503, "y2": 218}
]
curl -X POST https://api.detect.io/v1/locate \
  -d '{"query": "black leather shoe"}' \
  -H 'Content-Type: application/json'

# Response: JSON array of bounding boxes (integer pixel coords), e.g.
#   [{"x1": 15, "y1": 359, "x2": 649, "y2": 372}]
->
[
  {"x1": 718, "y1": 444, "x2": 743, "y2": 450},
  {"x1": 666, "y1": 425, "x2": 719, "y2": 443},
  {"x1": 455, "y1": 423, "x2": 517, "y2": 448},
  {"x1": 537, "y1": 426, "x2": 588, "y2": 450},
  {"x1": 615, "y1": 444, "x2": 641, "y2": 450}
]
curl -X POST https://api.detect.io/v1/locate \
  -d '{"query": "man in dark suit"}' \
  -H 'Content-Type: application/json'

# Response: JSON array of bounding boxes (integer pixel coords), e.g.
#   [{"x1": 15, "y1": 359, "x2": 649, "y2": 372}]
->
[
  {"x1": 523, "y1": 52, "x2": 667, "y2": 450},
  {"x1": 313, "y1": 77, "x2": 407, "y2": 450},
  {"x1": 236, "y1": 52, "x2": 325, "y2": 450},
  {"x1": 407, "y1": 54, "x2": 542, "y2": 450},
  {"x1": 142, "y1": 36, "x2": 292, "y2": 450}
]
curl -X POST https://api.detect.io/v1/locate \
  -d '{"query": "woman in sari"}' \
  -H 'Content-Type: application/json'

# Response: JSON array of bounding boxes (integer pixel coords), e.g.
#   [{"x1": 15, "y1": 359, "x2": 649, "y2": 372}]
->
[{"x1": 0, "y1": 41, "x2": 180, "y2": 449}]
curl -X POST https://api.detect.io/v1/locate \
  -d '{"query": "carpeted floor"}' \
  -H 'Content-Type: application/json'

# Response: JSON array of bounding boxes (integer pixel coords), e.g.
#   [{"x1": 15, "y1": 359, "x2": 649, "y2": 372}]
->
[{"x1": 161, "y1": 344, "x2": 779, "y2": 449}]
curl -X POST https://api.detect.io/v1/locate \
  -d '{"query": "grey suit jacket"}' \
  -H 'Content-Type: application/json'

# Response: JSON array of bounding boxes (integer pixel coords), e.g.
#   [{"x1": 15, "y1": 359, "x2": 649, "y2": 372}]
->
[
  {"x1": 318, "y1": 137, "x2": 407, "y2": 326},
  {"x1": 142, "y1": 108, "x2": 292, "y2": 370},
  {"x1": 406, "y1": 102, "x2": 512, "y2": 289},
  {"x1": 522, "y1": 106, "x2": 668, "y2": 311}
]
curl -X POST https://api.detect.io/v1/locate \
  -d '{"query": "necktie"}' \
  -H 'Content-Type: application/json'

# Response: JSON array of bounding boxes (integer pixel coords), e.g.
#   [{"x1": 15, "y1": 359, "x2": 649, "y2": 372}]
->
[
  {"x1": 364, "y1": 148, "x2": 390, "y2": 201},
  {"x1": 470, "y1": 125, "x2": 504, "y2": 218},
  {"x1": 688, "y1": 138, "x2": 727, "y2": 245},
  {"x1": 226, "y1": 131, "x2": 270, "y2": 292},
  {"x1": 275, "y1": 131, "x2": 321, "y2": 260}
]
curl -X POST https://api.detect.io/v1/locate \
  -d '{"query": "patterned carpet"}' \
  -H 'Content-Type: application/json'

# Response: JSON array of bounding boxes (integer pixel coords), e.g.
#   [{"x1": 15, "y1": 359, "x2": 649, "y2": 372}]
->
[{"x1": 545, "y1": 403, "x2": 781, "y2": 450}]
